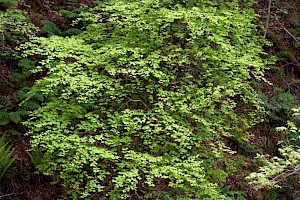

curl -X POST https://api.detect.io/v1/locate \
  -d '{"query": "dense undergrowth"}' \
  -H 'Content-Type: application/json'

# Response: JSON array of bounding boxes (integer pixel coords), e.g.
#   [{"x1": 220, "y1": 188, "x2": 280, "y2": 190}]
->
[{"x1": 0, "y1": 0, "x2": 300, "y2": 199}]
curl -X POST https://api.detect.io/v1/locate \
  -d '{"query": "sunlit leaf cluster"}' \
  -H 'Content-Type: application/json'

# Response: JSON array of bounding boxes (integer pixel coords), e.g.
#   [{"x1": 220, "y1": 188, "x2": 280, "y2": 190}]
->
[{"x1": 22, "y1": 0, "x2": 268, "y2": 199}]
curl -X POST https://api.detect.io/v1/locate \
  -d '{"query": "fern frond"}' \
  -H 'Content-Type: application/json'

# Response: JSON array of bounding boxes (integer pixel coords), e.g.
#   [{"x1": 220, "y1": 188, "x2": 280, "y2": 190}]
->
[
  {"x1": 14, "y1": 90, "x2": 26, "y2": 103},
  {"x1": 22, "y1": 100, "x2": 40, "y2": 110},
  {"x1": 33, "y1": 93, "x2": 44, "y2": 102},
  {"x1": 0, "y1": 136, "x2": 16, "y2": 179},
  {"x1": 41, "y1": 20, "x2": 61, "y2": 37},
  {"x1": 8, "y1": 72, "x2": 27, "y2": 87},
  {"x1": 17, "y1": 109, "x2": 28, "y2": 116},
  {"x1": 0, "y1": 82, "x2": 13, "y2": 91},
  {"x1": 0, "y1": 96, "x2": 11, "y2": 108},
  {"x1": 276, "y1": 51, "x2": 289, "y2": 59},
  {"x1": 0, "y1": 117, "x2": 9, "y2": 126},
  {"x1": 63, "y1": 28, "x2": 82, "y2": 36},
  {"x1": 8, "y1": 112, "x2": 21, "y2": 123},
  {"x1": 0, "y1": 111, "x2": 8, "y2": 117},
  {"x1": 27, "y1": 149, "x2": 43, "y2": 167},
  {"x1": 58, "y1": 9, "x2": 78, "y2": 18},
  {"x1": 18, "y1": 58, "x2": 35, "y2": 70}
]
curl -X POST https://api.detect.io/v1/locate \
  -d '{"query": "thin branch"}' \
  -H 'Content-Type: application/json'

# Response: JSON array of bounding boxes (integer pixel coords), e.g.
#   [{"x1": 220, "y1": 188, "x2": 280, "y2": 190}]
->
[
  {"x1": 281, "y1": 62, "x2": 300, "y2": 68},
  {"x1": 134, "y1": 190, "x2": 142, "y2": 199},
  {"x1": 192, "y1": 89, "x2": 196, "y2": 99},
  {"x1": 117, "y1": 96, "x2": 149, "y2": 111},
  {"x1": 0, "y1": 192, "x2": 23, "y2": 199},
  {"x1": 131, "y1": 100, "x2": 149, "y2": 109},
  {"x1": 264, "y1": 0, "x2": 272, "y2": 38},
  {"x1": 117, "y1": 101, "x2": 129, "y2": 112},
  {"x1": 269, "y1": 163, "x2": 300, "y2": 184},
  {"x1": 275, "y1": 18, "x2": 300, "y2": 45}
]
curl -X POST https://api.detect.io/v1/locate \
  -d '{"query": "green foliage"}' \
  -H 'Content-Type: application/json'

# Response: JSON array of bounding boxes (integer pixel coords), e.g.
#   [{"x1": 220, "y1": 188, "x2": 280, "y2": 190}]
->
[
  {"x1": 63, "y1": 28, "x2": 82, "y2": 36},
  {"x1": 21, "y1": 0, "x2": 270, "y2": 199},
  {"x1": 0, "y1": 95, "x2": 13, "y2": 126},
  {"x1": 8, "y1": 111, "x2": 21, "y2": 123},
  {"x1": 0, "y1": 9, "x2": 37, "y2": 52},
  {"x1": 41, "y1": 20, "x2": 61, "y2": 37},
  {"x1": 0, "y1": 90, "x2": 43, "y2": 126},
  {"x1": 8, "y1": 58, "x2": 38, "y2": 87},
  {"x1": 0, "y1": 0, "x2": 17, "y2": 9},
  {"x1": 247, "y1": 146, "x2": 300, "y2": 189},
  {"x1": 0, "y1": 95, "x2": 12, "y2": 108},
  {"x1": 0, "y1": 136, "x2": 16, "y2": 179},
  {"x1": 58, "y1": 9, "x2": 79, "y2": 18},
  {"x1": 222, "y1": 185, "x2": 247, "y2": 200},
  {"x1": 27, "y1": 148, "x2": 44, "y2": 168},
  {"x1": 0, "y1": 114, "x2": 9, "y2": 126},
  {"x1": 247, "y1": 108, "x2": 300, "y2": 189},
  {"x1": 260, "y1": 90, "x2": 297, "y2": 123}
]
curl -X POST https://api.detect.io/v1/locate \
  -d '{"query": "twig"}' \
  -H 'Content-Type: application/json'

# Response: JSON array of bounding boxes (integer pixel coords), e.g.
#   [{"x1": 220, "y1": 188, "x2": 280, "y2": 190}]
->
[
  {"x1": 192, "y1": 89, "x2": 196, "y2": 99},
  {"x1": 0, "y1": 192, "x2": 23, "y2": 199},
  {"x1": 269, "y1": 163, "x2": 300, "y2": 184},
  {"x1": 264, "y1": 0, "x2": 272, "y2": 38},
  {"x1": 281, "y1": 62, "x2": 300, "y2": 68},
  {"x1": 117, "y1": 96, "x2": 149, "y2": 111},
  {"x1": 130, "y1": 100, "x2": 149, "y2": 109},
  {"x1": 134, "y1": 190, "x2": 142, "y2": 199},
  {"x1": 275, "y1": 18, "x2": 300, "y2": 45},
  {"x1": 267, "y1": 29, "x2": 300, "y2": 65}
]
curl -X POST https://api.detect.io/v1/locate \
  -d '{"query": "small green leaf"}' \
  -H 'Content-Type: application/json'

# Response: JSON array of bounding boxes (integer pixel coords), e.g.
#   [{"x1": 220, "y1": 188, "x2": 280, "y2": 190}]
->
[
  {"x1": 9, "y1": 130, "x2": 21, "y2": 136},
  {"x1": 8, "y1": 112, "x2": 21, "y2": 123},
  {"x1": 0, "y1": 118, "x2": 10, "y2": 126}
]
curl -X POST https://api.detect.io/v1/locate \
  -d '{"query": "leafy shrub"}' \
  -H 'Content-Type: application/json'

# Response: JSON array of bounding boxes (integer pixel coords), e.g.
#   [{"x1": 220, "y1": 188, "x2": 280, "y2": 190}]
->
[
  {"x1": 247, "y1": 108, "x2": 300, "y2": 189},
  {"x1": 0, "y1": 2, "x2": 37, "y2": 65},
  {"x1": 22, "y1": 0, "x2": 270, "y2": 199},
  {"x1": 0, "y1": 9, "x2": 37, "y2": 51}
]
